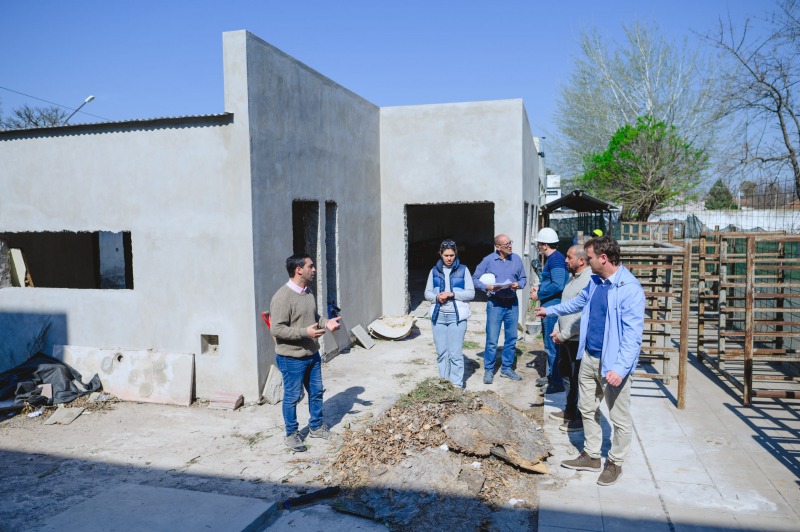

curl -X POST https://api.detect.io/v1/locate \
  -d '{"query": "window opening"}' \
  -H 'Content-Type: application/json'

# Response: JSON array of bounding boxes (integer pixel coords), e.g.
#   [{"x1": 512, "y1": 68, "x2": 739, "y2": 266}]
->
[{"x1": 0, "y1": 231, "x2": 133, "y2": 289}]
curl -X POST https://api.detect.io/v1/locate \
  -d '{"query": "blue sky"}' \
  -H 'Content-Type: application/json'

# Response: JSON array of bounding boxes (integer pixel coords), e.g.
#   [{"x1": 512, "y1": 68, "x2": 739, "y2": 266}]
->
[{"x1": 1, "y1": 0, "x2": 764, "y2": 158}]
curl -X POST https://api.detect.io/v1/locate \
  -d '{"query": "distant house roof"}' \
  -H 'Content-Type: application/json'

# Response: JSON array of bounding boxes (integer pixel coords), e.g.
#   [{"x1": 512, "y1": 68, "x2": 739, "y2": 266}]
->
[{"x1": 541, "y1": 189, "x2": 617, "y2": 214}]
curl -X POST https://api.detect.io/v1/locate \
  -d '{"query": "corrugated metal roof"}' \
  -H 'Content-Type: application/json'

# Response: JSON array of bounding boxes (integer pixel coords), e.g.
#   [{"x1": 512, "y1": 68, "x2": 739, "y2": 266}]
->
[{"x1": 0, "y1": 112, "x2": 234, "y2": 139}]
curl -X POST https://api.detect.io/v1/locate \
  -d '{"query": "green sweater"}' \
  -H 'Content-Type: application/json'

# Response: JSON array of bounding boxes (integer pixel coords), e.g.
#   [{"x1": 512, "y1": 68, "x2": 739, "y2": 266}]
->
[{"x1": 269, "y1": 284, "x2": 328, "y2": 358}]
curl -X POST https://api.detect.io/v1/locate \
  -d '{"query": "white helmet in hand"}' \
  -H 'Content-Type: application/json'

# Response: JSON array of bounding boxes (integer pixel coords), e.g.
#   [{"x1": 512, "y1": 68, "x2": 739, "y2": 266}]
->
[{"x1": 535, "y1": 227, "x2": 559, "y2": 244}]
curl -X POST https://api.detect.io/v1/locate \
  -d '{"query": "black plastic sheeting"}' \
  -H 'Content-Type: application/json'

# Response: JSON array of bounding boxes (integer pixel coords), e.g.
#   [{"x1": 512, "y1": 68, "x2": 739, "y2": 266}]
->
[{"x1": 0, "y1": 353, "x2": 101, "y2": 414}]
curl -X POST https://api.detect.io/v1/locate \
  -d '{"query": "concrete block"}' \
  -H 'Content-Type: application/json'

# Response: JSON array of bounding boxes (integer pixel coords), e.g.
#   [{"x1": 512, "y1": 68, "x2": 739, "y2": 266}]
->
[
  {"x1": 351, "y1": 325, "x2": 375, "y2": 349},
  {"x1": 262, "y1": 364, "x2": 282, "y2": 405},
  {"x1": 56, "y1": 345, "x2": 194, "y2": 406},
  {"x1": 43, "y1": 405, "x2": 84, "y2": 426}
]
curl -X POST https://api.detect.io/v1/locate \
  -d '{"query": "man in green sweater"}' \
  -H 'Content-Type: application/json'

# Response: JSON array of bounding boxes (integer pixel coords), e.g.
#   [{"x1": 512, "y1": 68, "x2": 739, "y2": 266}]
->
[{"x1": 270, "y1": 253, "x2": 341, "y2": 452}]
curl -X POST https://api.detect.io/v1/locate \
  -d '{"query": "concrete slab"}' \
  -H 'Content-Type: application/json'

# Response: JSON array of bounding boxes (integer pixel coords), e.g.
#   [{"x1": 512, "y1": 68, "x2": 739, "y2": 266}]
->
[
  {"x1": 600, "y1": 501, "x2": 669, "y2": 532},
  {"x1": 267, "y1": 504, "x2": 387, "y2": 530},
  {"x1": 56, "y1": 345, "x2": 195, "y2": 406},
  {"x1": 538, "y1": 492, "x2": 604, "y2": 530},
  {"x1": 32, "y1": 483, "x2": 274, "y2": 532},
  {"x1": 540, "y1": 352, "x2": 800, "y2": 531}
]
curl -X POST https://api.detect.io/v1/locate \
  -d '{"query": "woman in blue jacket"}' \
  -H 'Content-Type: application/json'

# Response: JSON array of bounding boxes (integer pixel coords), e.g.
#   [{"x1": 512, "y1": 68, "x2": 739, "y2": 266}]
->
[{"x1": 424, "y1": 240, "x2": 475, "y2": 388}]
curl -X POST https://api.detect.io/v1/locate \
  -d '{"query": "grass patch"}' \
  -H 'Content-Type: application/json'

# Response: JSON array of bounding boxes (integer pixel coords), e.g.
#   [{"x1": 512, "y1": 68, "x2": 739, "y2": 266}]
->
[
  {"x1": 395, "y1": 378, "x2": 466, "y2": 408},
  {"x1": 462, "y1": 340, "x2": 481, "y2": 350},
  {"x1": 407, "y1": 358, "x2": 429, "y2": 366},
  {"x1": 515, "y1": 340, "x2": 537, "y2": 358}
]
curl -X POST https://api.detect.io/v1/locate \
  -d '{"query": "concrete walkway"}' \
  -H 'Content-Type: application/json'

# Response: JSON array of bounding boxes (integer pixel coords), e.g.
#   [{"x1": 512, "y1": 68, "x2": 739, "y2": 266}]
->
[{"x1": 538, "y1": 357, "x2": 800, "y2": 531}]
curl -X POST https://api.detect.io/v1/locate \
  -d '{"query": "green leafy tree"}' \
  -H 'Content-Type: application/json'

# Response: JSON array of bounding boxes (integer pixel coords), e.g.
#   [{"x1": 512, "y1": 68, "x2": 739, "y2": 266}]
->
[
  {"x1": 578, "y1": 115, "x2": 708, "y2": 221},
  {"x1": 705, "y1": 179, "x2": 738, "y2": 209}
]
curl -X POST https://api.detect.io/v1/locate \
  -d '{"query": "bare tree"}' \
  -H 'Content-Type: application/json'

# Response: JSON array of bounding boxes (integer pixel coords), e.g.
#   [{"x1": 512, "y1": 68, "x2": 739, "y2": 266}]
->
[
  {"x1": 553, "y1": 21, "x2": 724, "y2": 182},
  {"x1": 0, "y1": 104, "x2": 67, "y2": 129},
  {"x1": 708, "y1": 1, "x2": 800, "y2": 201}
]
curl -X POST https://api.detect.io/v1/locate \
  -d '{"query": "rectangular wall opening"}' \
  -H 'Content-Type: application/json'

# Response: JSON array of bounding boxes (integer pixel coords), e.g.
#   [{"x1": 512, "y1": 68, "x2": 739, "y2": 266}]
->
[
  {"x1": 325, "y1": 201, "x2": 339, "y2": 314},
  {"x1": 0, "y1": 231, "x2": 133, "y2": 289},
  {"x1": 292, "y1": 200, "x2": 320, "y2": 295},
  {"x1": 201, "y1": 334, "x2": 219, "y2": 355},
  {"x1": 405, "y1": 202, "x2": 494, "y2": 311}
]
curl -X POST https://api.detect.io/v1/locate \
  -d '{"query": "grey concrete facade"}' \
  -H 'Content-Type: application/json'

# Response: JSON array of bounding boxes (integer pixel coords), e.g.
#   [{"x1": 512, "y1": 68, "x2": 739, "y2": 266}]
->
[
  {"x1": 238, "y1": 32, "x2": 382, "y2": 389},
  {"x1": 380, "y1": 100, "x2": 540, "y2": 315},
  {"x1": 0, "y1": 31, "x2": 541, "y2": 400}
]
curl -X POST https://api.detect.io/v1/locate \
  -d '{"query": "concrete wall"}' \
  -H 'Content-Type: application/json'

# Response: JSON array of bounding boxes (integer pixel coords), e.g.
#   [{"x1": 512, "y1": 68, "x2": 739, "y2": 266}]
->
[
  {"x1": 235, "y1": 31, "x2": 382, "y2": 392},
  {"x1": 380, "y1": 99, "x2": 539, "y2": 317},
  {"x1": 0, "y1": 115, "x2": 257, "y2": 398},
  {"x1": 0, "y1": 31, "x2": 539, "y2": 402}
]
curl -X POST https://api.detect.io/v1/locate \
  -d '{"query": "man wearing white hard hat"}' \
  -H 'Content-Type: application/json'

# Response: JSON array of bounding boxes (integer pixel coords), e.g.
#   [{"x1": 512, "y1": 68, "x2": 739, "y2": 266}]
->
[
  {"x1": 530, "y1": 227, "x2": 568, "y2": 394},
  {"x1": 472, "y1": 234, "x2": 527, "y2": 384}
]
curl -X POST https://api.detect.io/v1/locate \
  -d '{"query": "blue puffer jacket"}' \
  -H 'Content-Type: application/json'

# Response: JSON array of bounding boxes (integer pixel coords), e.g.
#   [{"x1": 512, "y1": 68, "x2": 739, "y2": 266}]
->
[
  {"x1": 545, "y1": 265, "x2": 645, "y2": 378},
  {"x1": 426, "y1": 257, "x2": 473, "y2": 323}
]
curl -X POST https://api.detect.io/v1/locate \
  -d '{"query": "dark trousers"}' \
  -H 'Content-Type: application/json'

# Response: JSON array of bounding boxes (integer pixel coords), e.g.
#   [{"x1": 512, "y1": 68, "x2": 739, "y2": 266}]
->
[{"x1": 559, "y1": 341, "x2": 582, "y2": 418}]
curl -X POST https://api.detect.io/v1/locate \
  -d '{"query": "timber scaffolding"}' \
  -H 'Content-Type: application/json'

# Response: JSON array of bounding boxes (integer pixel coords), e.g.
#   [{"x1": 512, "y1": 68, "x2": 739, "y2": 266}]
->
[
  {"x1": 616, "y1": 220, "x2": 686, "y2": 244},
  {"x1": 617, "y1": 239, "x2": 692, "y2": 409},
  {"x1": 614, "y1": 221, "x2": 800, "y2": 406},
  {"x1": 696, "y1": 230, "x2": 800, "y2": 405}
]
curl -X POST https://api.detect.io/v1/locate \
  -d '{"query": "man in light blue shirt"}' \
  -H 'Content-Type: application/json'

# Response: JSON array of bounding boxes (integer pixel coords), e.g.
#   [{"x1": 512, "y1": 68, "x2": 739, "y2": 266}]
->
[
  {"x1": 535, "y1": 236, "x2": 644, "y2": 486},
  {"x1": 473, "y1": 234, "x2": 527, "y2": 384}
]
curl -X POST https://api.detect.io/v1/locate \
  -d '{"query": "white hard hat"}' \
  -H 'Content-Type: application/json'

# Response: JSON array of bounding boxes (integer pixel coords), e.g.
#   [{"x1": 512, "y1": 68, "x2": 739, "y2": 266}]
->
[
  {"x1": 535, "y1": 227, "x2": 559, "y2": 244},
  {"x1": 479, "y1": 273, "x2": 496, "y2": 285}
]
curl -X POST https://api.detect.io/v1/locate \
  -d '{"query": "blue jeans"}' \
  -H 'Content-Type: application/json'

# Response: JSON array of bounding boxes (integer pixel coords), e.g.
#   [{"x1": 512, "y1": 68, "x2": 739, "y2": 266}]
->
[
  {"x1": 275, "y1": 353, "x2": 324, "y2": 436},
  {"x1": 432, "y1": 311, "x2": 467, "y2": 387},
  {"x1": 542, "y1": 314, "x2": 562, "y2": 385},
  {"x1": 483, "y1": 297, "x2": 519, "y2": 372}
]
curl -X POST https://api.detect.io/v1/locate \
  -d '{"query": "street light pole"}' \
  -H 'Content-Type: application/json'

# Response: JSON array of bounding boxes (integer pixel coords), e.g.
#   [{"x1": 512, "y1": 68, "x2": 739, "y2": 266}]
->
[{"x1": 63, "y1": 95, "x2": 95, "y2": 125}]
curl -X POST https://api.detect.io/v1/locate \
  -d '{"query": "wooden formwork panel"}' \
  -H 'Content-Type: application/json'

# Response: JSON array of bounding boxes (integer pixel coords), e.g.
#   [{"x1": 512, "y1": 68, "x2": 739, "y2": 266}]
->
[
  {"x1": 620, "y1": 240, "x2": 691, "y2": 409},
  {"x1": 617, "y1": 221, "x2": 686, "y2": 244},
  {"x1": 695, "y1": 231, "x2": 800, "y2": 405}
]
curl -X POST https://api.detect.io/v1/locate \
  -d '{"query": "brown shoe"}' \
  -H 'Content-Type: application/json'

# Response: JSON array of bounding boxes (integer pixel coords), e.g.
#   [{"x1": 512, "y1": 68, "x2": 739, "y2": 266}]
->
[
  {"x1": 561, "y1": 452, "x2": 601, "y2": 472},
  {"x1": 597, "y1": 459, "x2": 622, "y2": 486},
  {"x1": 559, "y1": 419, "x2": 584, "y2": 432},
  {"x1": 549, "y1": 410, "x2": 576, "y2": 422}
]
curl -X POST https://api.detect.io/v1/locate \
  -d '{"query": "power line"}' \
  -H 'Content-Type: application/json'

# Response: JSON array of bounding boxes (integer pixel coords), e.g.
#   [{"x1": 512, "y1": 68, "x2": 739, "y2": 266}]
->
[{"x1": 0, "y1": 85, "x2": 111, "y2": 121}]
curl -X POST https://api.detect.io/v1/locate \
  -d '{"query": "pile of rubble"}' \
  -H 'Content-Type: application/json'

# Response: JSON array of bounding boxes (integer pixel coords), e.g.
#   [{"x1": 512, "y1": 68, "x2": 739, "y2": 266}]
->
[{"x1": 320, "y1": 379, "x2": 551, "y2": 528}]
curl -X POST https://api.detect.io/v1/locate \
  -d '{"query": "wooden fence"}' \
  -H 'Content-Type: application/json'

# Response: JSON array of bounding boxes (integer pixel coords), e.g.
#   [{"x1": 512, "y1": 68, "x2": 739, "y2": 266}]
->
[
  {"x1": 695, "y1": 231, "x2": 800, "y2": 405},
  {"x1": 620, "y1": 240, "x2": 691, "y2": 409}
]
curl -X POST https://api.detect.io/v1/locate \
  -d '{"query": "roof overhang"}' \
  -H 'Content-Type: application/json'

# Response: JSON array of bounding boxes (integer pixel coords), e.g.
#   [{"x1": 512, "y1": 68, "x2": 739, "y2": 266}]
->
[{"x1": 541, "y1": 189, "x2": 617, "y2": 214}]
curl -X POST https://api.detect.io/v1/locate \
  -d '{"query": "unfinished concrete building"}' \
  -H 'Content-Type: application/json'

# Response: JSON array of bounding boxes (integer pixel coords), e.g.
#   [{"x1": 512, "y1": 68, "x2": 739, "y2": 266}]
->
[{"x1": 0, "y1": 31, "x2": 542, "y2": 401}]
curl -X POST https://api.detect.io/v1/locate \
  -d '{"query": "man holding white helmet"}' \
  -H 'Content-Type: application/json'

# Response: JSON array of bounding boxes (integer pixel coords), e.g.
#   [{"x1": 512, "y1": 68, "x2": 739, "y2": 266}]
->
[
  {"x1": 472, "y1": 234, "x2": 527, "y2": 384},
  {"x1": 530, "y1": 227, "x2": 568, "y2": 394}
]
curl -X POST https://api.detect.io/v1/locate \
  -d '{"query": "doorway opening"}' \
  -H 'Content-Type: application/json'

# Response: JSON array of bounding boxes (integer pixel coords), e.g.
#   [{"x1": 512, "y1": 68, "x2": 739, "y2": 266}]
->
[
  {"x1": 325, "y1": 201, "x2": 339, "y2": 315},
  {"x1": 405, "y1": 202, "x2": 494, "y2": 311},
  {"x1": 292, "y1": 200, "x2": 320, "y2": 298}
]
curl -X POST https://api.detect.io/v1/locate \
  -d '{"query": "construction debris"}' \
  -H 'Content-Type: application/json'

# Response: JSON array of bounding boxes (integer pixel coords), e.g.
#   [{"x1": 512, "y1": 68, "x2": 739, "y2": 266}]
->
[
  {"x1": 367, "y1": 316, "x2": 416, "y2": 340},
  {"x1": 350, "y1": 324, "x2": 375, "y2": 349},
  {"x1": 262, "y1": 365, "x2": 283, "y2": 405},
  {"x1": 445, "y1": 392, "x2": 550, "y2": 473},
  {"x1": 321, "y1": 379, "x2": 549, "y2": 529},
  {"x1": 208, "y1": 392, "x2": 244, "y2": 410},
  {"x1": 44, "y1": 405, "x2": 84, "y2": 425}
]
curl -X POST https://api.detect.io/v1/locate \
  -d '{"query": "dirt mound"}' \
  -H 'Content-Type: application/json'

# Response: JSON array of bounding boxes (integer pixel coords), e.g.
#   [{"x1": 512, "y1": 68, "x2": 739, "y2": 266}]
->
[{"x1": 321, "y1": 378, "x2": 551, "y2": 529}]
